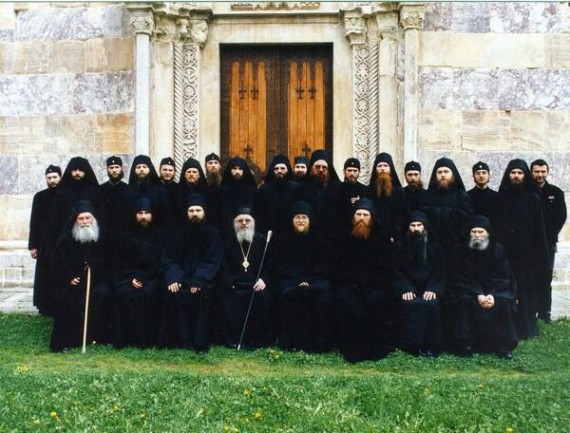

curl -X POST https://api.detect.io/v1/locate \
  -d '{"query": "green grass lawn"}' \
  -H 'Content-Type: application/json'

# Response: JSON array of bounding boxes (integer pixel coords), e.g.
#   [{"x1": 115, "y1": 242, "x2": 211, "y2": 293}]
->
[{"x1": 1, "y1": 314, "x2": 569, "y2": 433}]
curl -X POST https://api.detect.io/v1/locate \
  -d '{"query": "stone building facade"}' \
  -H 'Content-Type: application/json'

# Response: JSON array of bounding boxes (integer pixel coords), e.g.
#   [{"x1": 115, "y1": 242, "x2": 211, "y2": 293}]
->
[{"x1": 0, "y1": 2, "x2": 568, "y2": 300}]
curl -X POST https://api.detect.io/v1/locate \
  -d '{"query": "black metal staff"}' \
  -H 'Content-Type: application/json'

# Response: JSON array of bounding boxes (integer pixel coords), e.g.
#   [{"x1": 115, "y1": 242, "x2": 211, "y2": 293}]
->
[
  {"x1": 81, "y1": 263, "x2": 92, "y2": 354},
  {"x1": 237, "y1": 230, "x2": 273, "y2": 350}
]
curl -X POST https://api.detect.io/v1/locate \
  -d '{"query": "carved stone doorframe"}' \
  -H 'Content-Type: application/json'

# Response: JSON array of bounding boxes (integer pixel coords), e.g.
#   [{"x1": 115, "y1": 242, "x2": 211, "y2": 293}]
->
[{"x1": 127, "y1": 2, "x2": 425, "y2": 180}]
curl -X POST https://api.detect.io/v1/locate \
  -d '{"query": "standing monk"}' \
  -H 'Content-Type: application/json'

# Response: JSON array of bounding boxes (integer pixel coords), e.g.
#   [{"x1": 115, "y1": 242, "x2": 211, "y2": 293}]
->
[
  {"x1": 29, "y1": 164, "x2": 61, "y2": 316},
  {"x1": 530, "y1": 159, "x2": 567, "y2": 324},
  {"x1": 494, "y1": 159, "x2": 551, "y2": 339}
]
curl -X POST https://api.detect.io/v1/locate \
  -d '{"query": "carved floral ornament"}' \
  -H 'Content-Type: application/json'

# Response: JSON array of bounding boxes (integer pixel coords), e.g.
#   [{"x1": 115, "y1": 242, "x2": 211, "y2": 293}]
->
[
  {"x1": 342, "y1": 3, "x2": 425, "y2": 44},
  {"x1": 128, "y1": 3, "x2": 212, "y2": 46}
]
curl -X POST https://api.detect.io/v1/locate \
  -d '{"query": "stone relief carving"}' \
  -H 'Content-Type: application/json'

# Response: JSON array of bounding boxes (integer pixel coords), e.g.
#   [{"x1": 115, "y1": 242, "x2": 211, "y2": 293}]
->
[
  {"x1": 352, "y1": 44, "x2": 372, "y2": 180},
  {"x1": 344, "y1": 15, "x2": 367, "y2": 45},
  {"x1": 130, "y1": 13, "x2": 155, "y2": 35},
  {"x1": 231, "y1": 2, "x2": 320, "y2": 11},
  {"x1": 182, "y1": 44, "x2": 200, "y2": 160},
  {"x1": 399, "y1": 5, "x2": 425, "y2": 30},
  {"x1": 189, "y1": 19, "x2": 208, "y2": 47}
]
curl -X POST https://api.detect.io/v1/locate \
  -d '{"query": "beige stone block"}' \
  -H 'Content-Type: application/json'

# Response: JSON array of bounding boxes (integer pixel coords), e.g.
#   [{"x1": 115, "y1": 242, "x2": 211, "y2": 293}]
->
[
  {"x1": 510, "y1": 111, "x2": 547, "y2": 151},
  {"x1": 94, "y1": 113, "x2": 134, "y2": 154},
  {"x1": 0, "y1": 195, "x2": 32, "y2": 242},
  {"x1": 545, "y1": 111, "x2": 570, "y2": 152},
  {"x1": 12, "y1": 41, "x2": 49, "y2": 74},
  {"x1": 420, "y1": 32, "x2": 546, "y2": 69},
  {"x1": 418, "y1": 109, "x2": 462, "y2": 151},
  {"x1": 547, "y1": 34, "x2": 570, "y2": 69},
  {"x1": 0, "y1": 42, "x2": 14, "y2": 74},
  {"x1": 461, "y1": 111, "x2": 510, "y2": 151},
  {"x1": 560, "y1": 195, "x2": 570, "y2": 242},
  {"x1": 0, "y1": 116, "x2": 46, "y2": 154},
  {"x1": 0, "y1": 3, "x2": 15, "y2": 28},
  {"x1": 85, "y1": 38, "x2": 133, "y2": 73},
  {"x1": 44, "y1": 115, "x2": 95, "y2": 154},
  {"x1": 48, "y1": 41, "x2": 85, "y2": 74}
]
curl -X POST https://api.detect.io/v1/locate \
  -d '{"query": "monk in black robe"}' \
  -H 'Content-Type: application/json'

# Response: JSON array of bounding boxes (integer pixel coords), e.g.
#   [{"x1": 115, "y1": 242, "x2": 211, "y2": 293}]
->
[
  {"x1": 330, "y1": 157, "x2": 367, "y2": 239},
  {"x1": 450, "y1": 216, "x2": 518, "y2": 359},
  {"x1": 125, "y1": 155, "x2": 171, "y2": 230},
  {"x1": 219, "y1": 156, "x2": 257, "y2": 238},
  {"x1": 402, "y1": 161, "x2": 426, "y2": 214},
  {"x1": 113, "y1": 198, "x2": 165, "y2": 348},
  {"x1": 394, "y1": 211, "x2": 445, "y2": 358},
  {"x1": 333, "y1": 198, "x2": 395, "y2": 362},
  {"x1": 29, "y1": 164, "x2": 61, "y2": 316},
  {"x1": 293, "y1": 149, "x2": 341, "y2": 240},
  {"x1": 530, "y1": 158, "x2": 567, "y2": 323},
  {"x1": 419, "y1": 157, "x2": 472, "y2": 268},
  {"x1": 49, "y1": 201, "x2": 112, "y2": 352},
  {"x1": 255, "y1": 154, "x2": 298, "y2": 236},
  {"x1": 159, "y1": 194, "x2": 223, "y2": 351},
  {"x1": 494, "y1": 159, "x2": 551, "y2": 339},
  {"x1": 275, "y1": 201, "x2": 332, "y2": 353},
  {"x1": 467, "y1": 161, "x2": 498, "y2": 223},
  {"x1": 99, "y1": 155, "x2": 129, "y2": 243},
  {"x1": 218, "y1": 208, "x2": 275, "y2": 348},
  {"x1": 365, "y1": 152, "x2": 407, "y2": 244},
  {"x1": 174, "y1": 157, "x2": 208, "y2": 227}
]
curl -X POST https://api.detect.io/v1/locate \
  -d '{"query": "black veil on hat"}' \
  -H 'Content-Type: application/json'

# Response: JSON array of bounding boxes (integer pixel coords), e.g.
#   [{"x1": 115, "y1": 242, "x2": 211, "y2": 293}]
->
[
  {"x1": 128, "y1": 155, "x2": 160, "y2": 185},
  {"x1": 308, "y1": 149, "x2": 340, "y2": 183},
  {"x1": 181, "y1": 157, "x2": 207, "y2": 187},
  {"x1": 427, "y1": 157, "x2": 466, "y2": 191},
  {"x1": 266, "y1": 154, "x2": 293, "y2": 182},
  {"x1": 499, "y1": 158, "x2": 534, "y2": 192},
  {"x1": 60, "y1": 157, "x2": 99, "y2": 188},
  {"x1": 221, "y1": 156, "x2": 257, "y2": 188},
  {"x1": 368, "y1": 152, "x2": 402, "y2": 188}
]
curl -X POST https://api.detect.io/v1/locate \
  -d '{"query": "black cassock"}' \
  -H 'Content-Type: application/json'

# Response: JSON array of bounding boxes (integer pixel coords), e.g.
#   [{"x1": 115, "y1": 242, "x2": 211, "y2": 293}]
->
[
  {"x1": 333, "y1": 227, "x2": 395, "y2": 362},
  {"x1": 275, "y1": 230, "x2": 332, "y2": 353},
  {"x1": 494, "y1": 187, "x2": 551, "y2": 339},
  {"x1": 467, "y1": 186, "x2": 498, "y2": 223},
  {"x1": 112, "y1": 224, "x2": 165, "y2": 348},
  {"x1": 218, "y1": 232, "x2": 275, "y2": 348},
  {"x1": 255, "y1": 179, "x2": 298, "y2": 236},
  {"x1": 450, "y1": 242, "x2": 518, "y2": 353},
  {"x1": 49, "y1": 231, "x2": 112, "y2": 352},
  {"x1": 159, "y1": 222, "x2": 222, "y2": 351},
  {"x1": 393, "y1": 237, "x2": 445, "y2": 354},
  {"x1": 28, "y1": 186, "x2": 59, "y2": 316}
]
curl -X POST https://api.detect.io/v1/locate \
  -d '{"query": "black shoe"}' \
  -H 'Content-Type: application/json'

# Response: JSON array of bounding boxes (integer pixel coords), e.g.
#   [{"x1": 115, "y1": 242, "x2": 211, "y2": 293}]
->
[
  {"x1": 496, "y1": 350, "x2": 513, "y2": 361},
  {"x1": 538, "y1": 313, "x2": 553, "y2": 324}
]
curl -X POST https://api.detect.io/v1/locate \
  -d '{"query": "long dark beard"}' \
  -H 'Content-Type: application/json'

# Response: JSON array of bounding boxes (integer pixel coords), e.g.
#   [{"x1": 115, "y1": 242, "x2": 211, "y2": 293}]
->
[
  {"x1": 407, "y1": 231, "x2": 428, "y2": 266},
  {"x1": 311, "y1": 171, "x2": 329, "y2": 187},
  {"x1": 206, "y1": 171, "x2": 222, "y2": 186},
  {"x1": 136, "y1": 175, "x2": 150, "y2": 189},
  {"x1": 351, "y1": 219, "x2": 372, "y2": 240},
  {"x1": 375, "y1": 173, "x2": 393, "y2": 198}
]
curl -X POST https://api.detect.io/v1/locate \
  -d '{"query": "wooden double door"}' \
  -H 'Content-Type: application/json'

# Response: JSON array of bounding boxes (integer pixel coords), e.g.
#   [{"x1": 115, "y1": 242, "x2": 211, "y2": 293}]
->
[{"x1": 220, "y1": 44, "x2": 333, "y2": 175}]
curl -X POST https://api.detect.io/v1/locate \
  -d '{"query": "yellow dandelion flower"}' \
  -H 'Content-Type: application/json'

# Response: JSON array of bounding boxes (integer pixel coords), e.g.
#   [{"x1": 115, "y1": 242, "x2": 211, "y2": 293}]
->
[
  {"x1": 223, "y1": 425, "x2": 230, "y2": 432},
  {"x1": 477, "y1": 384, "x2": 484, "y2": 389},
  {"x1": 33, "y1": 419, "x2": 40, "y2": 425},
  {"x1": 50, "y1": 411, "x2": 58, "y2": 418},
  {"x1": 113, "y1": 404, "x2": 119, "y2": 412},
  {"x1": 243, "y1": 389, "x2": 251, "y2": 397},
  {"x1": 254, "y1": 411, "x2": 262, "y2": 420},
  {"x1": 506, "y1": 428, "x2": 514, "y2": 433}
]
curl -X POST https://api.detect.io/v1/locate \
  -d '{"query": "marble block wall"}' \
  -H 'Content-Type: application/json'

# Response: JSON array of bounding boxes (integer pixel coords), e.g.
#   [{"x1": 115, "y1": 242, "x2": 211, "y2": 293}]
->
[
  {"x1": 0, "y1": 2, "x2": 135, "y2": 241},
  {"x1": 417, "y1": 2, "x2": 570, "y2": 220}
]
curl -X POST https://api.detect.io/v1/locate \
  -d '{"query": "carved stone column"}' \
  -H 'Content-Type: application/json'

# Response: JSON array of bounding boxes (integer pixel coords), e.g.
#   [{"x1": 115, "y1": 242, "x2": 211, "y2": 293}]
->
[
  {"x1": 128, "y1": 5, "x2": 154, "y2": 156},
  {"x1": 176, "y1": 12, "x2": 210, "y2": 166},
  {"x1": 344, "y1": 9, "x2": 375, "y2": 181},
  {"x1": 399, "y1": 4, "x2": 425, "y2": 165}
]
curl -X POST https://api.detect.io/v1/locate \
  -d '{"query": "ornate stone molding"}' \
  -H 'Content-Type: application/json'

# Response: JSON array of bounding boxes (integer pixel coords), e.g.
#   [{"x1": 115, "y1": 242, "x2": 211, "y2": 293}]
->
[
  {"x1": 128, "y1": 6, "x2": 155, "y2": 35},
  {"x1": 352, "y1": 43, "x2": 371, "y2": 179},
  {"x1": 181, "y1": 43, "x2": 200, "y2": 160},
  {"x1": 399, "y1": 4, "x2": 425, "y2": 30},
  {"x1": 343, "y1": 10, "x2": 367, "y2": 46},
  {"x1": 231, "y1": 2, "x2": 320, "y2": 11}
]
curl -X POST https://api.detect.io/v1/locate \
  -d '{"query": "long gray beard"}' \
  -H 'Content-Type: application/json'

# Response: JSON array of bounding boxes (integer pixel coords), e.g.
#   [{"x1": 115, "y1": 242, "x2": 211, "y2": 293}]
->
[
  {"x1": 469, "y1": 238, "x2": 490, "y2": 251},
  {"x1": 72, "y1": 220, "x2": 100, "y2": 244},
  {"x1": 235, "y1": 225, "x2": 255, "y2": 244}
]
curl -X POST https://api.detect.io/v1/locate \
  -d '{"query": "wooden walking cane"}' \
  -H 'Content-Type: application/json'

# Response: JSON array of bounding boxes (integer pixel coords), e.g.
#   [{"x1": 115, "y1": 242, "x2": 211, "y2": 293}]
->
[{"x1": 81, "y1": 263, "x2": 92, "y2": 354}]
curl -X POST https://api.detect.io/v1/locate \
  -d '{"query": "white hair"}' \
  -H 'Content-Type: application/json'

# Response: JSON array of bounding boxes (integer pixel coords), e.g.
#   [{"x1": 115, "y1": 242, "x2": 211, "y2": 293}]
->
[{"x1": 72, "y1": 219, "x2": 100, "y2": 244}]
